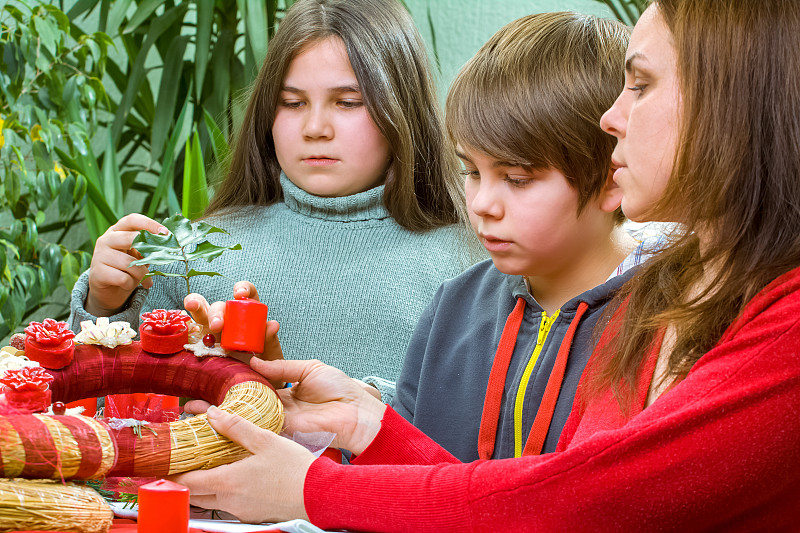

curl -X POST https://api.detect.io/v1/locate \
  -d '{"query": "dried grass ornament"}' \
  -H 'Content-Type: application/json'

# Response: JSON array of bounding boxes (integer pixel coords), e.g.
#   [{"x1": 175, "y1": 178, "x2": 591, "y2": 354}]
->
[
  {"x1": 0, "y1": 478, "x2": 113, "y2": 533},
  {"x1": 0, "y1": 342, "x2": 284, "y2": 479}
]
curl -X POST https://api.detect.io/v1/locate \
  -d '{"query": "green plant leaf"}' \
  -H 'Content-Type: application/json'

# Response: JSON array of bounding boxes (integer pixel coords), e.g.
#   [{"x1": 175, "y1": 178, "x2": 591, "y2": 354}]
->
[
  {"x1": 195, "y1": 0, "x2": 213, "y2": 100},
  {"x1": 67, "y1": 0, "x2": 101, "y2": 20},
  {"x1": 111, "y1": 3, "x2": 189, "y2": 146},
  {"x1": 61, "y1": 251, "x2": 80, "y2": 291},
  {"x1": 182, "y1": 129, "x2": 209, "y2": 220},
  {"x1": 145, "y1": 92, "x2": 193, "y2": 218},
  {"x1": 186, "y1": 269, "x2": 224, "y2": 278},
  {"x1": 124, "y1": 0, "x2": 163, "y2": 34},
  {"x1": 151, "y1": 34, "x2": 190, "y2": 165},
  {"x1": 184, "y1": 241, "x2": 241, "y2": 262},
  {"x1": 101, "y1": 129, "x2": 123, "y2": 217},
  {"x1": 202, "y1": 107, "x2": 229, "y2": 162}
]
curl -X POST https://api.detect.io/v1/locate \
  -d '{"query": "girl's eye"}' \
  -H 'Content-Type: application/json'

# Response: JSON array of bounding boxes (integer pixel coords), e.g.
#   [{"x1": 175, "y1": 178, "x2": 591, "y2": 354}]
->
[
  {"x1": 338, "y1": 100, "x2": 363, "y2": 109},
  {"x1": 280, "y1": 100, "x2": 304, "y2": 109},
  {"x1": 459, "y1": 169, "x2": 480, "y2": 179}
]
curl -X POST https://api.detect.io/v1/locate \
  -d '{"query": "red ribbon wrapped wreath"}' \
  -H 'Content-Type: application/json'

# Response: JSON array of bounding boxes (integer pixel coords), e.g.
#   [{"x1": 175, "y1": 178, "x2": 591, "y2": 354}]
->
[{"x1": 0, "y1": 340, "x2": 284, "y2": 480}]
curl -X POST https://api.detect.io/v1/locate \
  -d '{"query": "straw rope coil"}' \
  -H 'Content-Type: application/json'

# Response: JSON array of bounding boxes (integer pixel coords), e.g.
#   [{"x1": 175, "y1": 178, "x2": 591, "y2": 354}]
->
[
  {"x1": 2, "y1": 341, "x2": 284, "y2": 480},
  {"x1": 0, "y1": 414, "x2": 115, "y2": 480},
  {"x1": 0, "y1": 478, "x2": 113, "y2": 533}
]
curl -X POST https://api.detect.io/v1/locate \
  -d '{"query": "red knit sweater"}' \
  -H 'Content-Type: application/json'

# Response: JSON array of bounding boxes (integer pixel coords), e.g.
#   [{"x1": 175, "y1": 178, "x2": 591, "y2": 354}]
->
[{"x1": 304, "y1": 266, "x2": 800, "y2": 532}]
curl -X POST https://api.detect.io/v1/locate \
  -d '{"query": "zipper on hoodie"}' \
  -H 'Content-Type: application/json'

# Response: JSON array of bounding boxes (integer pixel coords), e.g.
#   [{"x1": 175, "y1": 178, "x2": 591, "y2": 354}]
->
[{"x1": 513, "y1": 309, "x2": 560, "y2": 457}]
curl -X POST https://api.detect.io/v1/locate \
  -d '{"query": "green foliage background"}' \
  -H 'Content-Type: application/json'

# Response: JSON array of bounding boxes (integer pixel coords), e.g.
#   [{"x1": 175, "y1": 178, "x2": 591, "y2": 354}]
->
[
  {"x1": 0, "y1": 0, "x2": 644, "y2": 343},
  {"x1": 0, "y1": 0, "x2": 294, "y2": 341}
]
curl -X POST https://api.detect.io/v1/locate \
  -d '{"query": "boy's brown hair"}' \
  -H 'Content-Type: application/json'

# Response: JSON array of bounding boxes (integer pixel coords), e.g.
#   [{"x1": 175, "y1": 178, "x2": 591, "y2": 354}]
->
[{"x1": 446, "y1": 11, "x2": 629, "y2": 222}]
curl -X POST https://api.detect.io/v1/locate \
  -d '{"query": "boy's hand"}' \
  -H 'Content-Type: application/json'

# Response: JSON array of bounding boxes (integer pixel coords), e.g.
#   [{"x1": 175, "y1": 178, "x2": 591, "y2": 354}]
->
[
  {"x1": 184, "y1": 281, "x2": 284, "y2": 365},
  {"x1": 86, "y1": 214, "x2": 168, "y2": 317}
]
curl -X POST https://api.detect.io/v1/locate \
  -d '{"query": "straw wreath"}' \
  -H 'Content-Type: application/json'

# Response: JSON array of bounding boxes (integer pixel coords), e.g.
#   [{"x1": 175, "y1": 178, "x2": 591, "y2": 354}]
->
[{"x1": 0, "y1": 478, "x2": 113, "y2": 533}]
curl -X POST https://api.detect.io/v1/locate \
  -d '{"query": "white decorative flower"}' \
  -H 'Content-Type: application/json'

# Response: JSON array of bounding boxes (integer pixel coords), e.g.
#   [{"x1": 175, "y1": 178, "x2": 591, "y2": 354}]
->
[
  {"x1": 0, "y1": 348, "x2": 40, "y2": 377},
  {"x1": 74, "y1": 317, "x2": 137, "y2": 348}
]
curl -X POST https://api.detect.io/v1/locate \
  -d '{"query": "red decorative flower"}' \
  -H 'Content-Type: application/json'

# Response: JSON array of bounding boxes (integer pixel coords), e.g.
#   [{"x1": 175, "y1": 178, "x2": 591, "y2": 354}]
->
[
  {"x1": 0, "y1": 366, "x2": 55, "y2": 392},
  {"x1": 140, "y1": 309, "x2": 191, "y2": 334},
  {"x1": 24, "y1": 319, "x2": 75, "y2": 346}
]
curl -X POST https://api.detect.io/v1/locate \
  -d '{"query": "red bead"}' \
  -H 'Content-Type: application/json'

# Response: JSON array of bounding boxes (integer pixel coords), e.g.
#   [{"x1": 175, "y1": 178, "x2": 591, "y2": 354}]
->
[
  {"x1": 202, "y1": 334, "x2": 216, "y2": 347},
  {"x1": 52, "y1": 401, "x2": 66, "y2": 415}
]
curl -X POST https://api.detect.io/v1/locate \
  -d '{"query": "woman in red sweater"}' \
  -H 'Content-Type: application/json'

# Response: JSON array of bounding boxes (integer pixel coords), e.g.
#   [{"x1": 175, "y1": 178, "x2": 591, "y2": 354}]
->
[{"x1": 176, "y1": 1, "x2": 800, "y2": 530}]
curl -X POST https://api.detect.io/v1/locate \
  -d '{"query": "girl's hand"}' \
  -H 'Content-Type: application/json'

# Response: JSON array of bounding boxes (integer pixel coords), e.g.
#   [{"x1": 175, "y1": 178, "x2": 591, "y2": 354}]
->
[
  {"x1": 184, "y1": 281, "x2": 284, "y2": 363},
  {"x1": 86, "y1": 214, "x2": 168, "y2": 317},
  {"x1": 171, "y1": 406, "x2": 313, "y2": 524}
]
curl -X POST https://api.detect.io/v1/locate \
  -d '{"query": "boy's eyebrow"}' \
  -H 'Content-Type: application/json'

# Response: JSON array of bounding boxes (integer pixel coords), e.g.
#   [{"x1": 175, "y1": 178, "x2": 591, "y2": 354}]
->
[
  {"x1": 455, "y1": 150, "x2": 529, "y2": 169},
  {"x1": 455, "y1": 150, "x2": 473, "y2": 163},
  {"x1": 280, "y1": 85, "x2": 361, "y2": 94}
]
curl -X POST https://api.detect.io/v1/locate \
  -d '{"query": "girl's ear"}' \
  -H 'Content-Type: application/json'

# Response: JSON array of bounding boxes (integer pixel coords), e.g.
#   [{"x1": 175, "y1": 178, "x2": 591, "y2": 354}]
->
[{"x1": 598, "y1": 168, "x2": 624, "y2": 213}]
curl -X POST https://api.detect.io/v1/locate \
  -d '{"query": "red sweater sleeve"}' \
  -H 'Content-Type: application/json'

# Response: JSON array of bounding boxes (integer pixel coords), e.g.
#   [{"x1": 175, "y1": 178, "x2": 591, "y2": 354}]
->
[
  {"x1": 349, "y1": 407, "x2": 460, "y2": 466},
  {"x1": 303, "y1": 274, "x2": 800, "y2": 532}
]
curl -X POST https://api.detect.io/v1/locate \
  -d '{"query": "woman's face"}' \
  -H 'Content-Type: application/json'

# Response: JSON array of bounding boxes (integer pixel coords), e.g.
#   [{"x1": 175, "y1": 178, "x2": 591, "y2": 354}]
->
[{"x1": 600, "y1": 5, "x2": 682, "y2": 222}]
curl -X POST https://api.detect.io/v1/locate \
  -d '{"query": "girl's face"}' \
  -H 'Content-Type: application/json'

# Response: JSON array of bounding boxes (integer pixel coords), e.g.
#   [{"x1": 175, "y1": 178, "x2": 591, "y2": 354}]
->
[
  {"x1": 600, "y1": 6, "x2": 682, "y2": 222},
  {"x1": 272, "y1": 37, "x2": 391, "y2": 197}
]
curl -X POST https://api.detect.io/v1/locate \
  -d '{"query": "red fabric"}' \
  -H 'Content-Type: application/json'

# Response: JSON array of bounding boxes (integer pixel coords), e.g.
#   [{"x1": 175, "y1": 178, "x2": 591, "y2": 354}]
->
[
  {"x1": 105, "y1": 393, "x2": 180, "y2": 423},
  {"x1": 476, "y1": 297, "x2": 525, "y2": 460},
  {"x1": 56, "y1": 415, "x2": 104, "y2": 478},
  {"x1": 48, "y1": 342, "x2": 272, "y2": 406},
  {"x1": 305, "y1": 265, "x2": 800, "y2": 532},
  {"x1": 107, "y1": 419, "x2": 173, "y2": 477},
  {"x1": 5, "y1": 415, "x2": 58, "y2": 478}
]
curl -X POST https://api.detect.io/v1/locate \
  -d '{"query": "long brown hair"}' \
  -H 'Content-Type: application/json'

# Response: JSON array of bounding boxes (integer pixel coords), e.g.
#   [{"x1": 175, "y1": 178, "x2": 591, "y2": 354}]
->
[
  {"x1": 206, "y1": 0, "x2": 465, "y2": 231},
  {"x1": 589, "y1": 0, "x2": 800, "y2": 407},
  {"x1": 446, "y1": 12, "x2": 629, "y2": 221}
]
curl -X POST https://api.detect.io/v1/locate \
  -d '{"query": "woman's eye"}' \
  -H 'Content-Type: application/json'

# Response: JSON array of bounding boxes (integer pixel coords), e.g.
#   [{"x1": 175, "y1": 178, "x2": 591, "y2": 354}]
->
[
  {"x1": 626, "y1": 84, "x2": 648, "y2": 95},
  {"x1": 280, "y1": 100, "x2": 304, "y2": 109},
  {"x1": 338, "y1": 100, "x2": 363, "y2": 109},
  {"x1": 459, "y1": 169, "x2": 480, "y2": 179}
]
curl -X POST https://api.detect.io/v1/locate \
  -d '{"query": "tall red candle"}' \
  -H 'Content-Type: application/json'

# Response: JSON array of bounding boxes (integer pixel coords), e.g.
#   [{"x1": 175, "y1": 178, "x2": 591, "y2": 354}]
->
[
  {"x1": 138, "y1": 479, "x2": 189, "y2": 533},
  {"x1": 221, "y1": 297, "x2": 269, "y2": 353}
]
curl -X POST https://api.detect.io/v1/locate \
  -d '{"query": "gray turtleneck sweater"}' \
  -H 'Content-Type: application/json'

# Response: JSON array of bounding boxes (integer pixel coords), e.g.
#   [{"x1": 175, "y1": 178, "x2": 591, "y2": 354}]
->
[{"x1": 69, "y1": 175, "x2": 482, "y2": 402}]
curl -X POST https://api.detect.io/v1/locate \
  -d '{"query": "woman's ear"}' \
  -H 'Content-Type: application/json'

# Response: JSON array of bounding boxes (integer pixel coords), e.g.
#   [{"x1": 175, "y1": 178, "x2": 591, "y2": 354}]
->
[{"x1": 598, "y1": 168, "x2": 624, "y2": 213}]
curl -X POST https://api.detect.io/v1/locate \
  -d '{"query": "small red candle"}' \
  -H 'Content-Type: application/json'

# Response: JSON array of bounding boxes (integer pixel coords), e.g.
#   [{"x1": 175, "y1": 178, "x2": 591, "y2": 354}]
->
[
  {"x1": 138, "y1": 478, "x2": 189, "y2": 533},
  {"x1": 221, "y1": 297, "x2": 268, "y2": 353}
]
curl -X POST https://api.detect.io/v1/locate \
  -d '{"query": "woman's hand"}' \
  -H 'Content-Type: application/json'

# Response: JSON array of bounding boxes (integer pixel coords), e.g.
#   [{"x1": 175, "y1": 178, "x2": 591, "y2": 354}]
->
[
  {"x1": 253, "y1": 358, "x2": 386, "y2": 454},
  {"x1": 86, "y1": 214, "x2": 168, "y2": 317},
  {"x1": 184, "y1": 281, "x2": 284, "y2": 365},
  {"x1": 184, "y1": 358, "x2": 387, "y2": 454},
  {"x1": 171, "y1": 406, "x2": 314, "y2": 524}
]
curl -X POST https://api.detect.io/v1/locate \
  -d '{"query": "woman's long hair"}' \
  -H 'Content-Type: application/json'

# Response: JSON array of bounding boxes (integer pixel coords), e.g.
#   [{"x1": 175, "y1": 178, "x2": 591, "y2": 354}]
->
[
  {"x1": 588, "y1": 0, "x2": 800, "y2": 408},
  {"x1": 205, "y1": 0, "x2": 465, "y2": 231}
]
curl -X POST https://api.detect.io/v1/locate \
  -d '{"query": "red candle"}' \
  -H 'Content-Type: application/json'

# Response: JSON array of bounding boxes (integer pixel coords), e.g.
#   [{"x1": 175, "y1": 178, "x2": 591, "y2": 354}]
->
[
  {"x1": 138, "y1": 479, "x2": 189, "y2": 533},
  {"x1": 221, "y1": 297, "x2": 269, "y2": 353}
]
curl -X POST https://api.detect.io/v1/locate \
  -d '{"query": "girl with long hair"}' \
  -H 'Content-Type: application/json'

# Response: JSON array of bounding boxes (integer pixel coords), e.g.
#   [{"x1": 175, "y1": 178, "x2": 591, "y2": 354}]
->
[{"x1": 69, "y1": 0, "x2": 479, "y2": 402}]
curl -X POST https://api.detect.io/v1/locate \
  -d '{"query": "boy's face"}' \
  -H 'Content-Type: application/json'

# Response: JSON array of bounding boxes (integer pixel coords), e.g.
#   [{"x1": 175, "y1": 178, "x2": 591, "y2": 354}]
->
[{"x1": 460, "y1": 147, "x2": 616, "y2": 280}]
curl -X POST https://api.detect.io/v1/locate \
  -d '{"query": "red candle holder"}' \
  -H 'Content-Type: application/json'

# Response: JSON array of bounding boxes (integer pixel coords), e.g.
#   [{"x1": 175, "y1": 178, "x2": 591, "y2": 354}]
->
[
  {"x1": 138, "y1": 478, "x2": 189, "y2": 533},
  {"x1": 221, "y1": 297, "x2": 268, "y2": 353},
  {"x1": 139, "y1": 310, "x2": 192, "y2": 355},
  {"x1": 23, "y1": 319, "x2": 75, "y2": 369}
]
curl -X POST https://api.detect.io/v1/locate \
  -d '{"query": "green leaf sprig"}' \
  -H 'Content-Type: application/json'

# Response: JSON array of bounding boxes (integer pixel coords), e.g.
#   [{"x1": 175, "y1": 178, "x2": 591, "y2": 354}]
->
[{"x1": 129, "y1": 213, "x2": 242, "y2": 297}]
